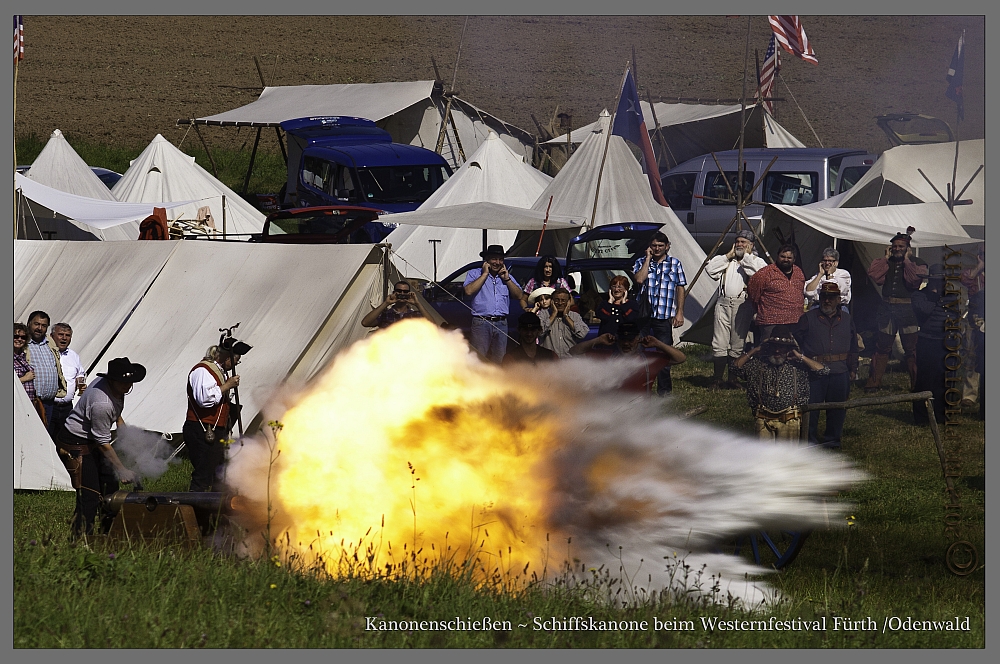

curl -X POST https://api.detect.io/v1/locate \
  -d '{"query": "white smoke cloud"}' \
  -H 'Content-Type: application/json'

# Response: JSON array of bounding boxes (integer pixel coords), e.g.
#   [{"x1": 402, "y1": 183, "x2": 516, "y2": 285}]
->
[{"x1": 114, "y1": 424, "x2": 180, "y2": 482}]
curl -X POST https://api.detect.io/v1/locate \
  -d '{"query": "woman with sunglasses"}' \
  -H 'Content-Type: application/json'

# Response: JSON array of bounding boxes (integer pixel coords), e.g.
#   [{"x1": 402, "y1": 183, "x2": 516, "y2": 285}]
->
[{"x1": 14, "y1": 323, "x2": 38, "y2": 406}]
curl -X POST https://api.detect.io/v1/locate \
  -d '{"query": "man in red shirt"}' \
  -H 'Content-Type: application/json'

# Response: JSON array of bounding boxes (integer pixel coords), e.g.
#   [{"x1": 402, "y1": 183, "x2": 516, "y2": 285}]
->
[
  {"x1": 864, "y1": 229, "x2": 927, "y2": 393},
  {"x1": 747, "y1": 245, "x2": 806, "y2": 343}
]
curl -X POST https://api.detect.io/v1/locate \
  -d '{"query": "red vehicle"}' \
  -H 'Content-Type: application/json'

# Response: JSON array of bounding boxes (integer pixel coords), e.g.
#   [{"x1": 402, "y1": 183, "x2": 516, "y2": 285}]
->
[{"x1": 253, "y1": 205, "x2": 383, "y2": 244}]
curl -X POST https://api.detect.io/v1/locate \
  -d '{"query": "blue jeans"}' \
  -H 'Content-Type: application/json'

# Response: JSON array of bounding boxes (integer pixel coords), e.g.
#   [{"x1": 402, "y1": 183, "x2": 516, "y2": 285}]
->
[
  {"x1": 808, "y1": 371, "x2": 850, "y2": 446},
  {"x1": 647, "y1": 318, "x2": 675, "y2": 395},
  {"x1": 470, "y1": 317, "x2": 508, "y2": 364}
]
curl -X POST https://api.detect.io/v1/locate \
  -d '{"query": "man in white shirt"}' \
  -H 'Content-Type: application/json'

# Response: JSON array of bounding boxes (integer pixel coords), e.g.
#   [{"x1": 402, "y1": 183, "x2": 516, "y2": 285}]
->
[
  {"x1": 49, "y1": 323, "x2": 86, "y2": 438},
  {"x1": 705, "y1": 230, "x2": 767, "y2": 389},
  {"x1": 804, "y1": 248, "x2": 852, "y2": 310},
  {"x1": 184, "y1": 340, "x2": 248, "y2": 492}
]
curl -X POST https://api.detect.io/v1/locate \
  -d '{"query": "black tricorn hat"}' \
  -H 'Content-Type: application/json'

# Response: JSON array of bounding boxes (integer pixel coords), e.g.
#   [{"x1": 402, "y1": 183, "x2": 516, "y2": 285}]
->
[
  {"x1": 97, "y1": 357, "x2": 146, "y2": 383},
  {"x1": 480, "y1": 244, "x2": 507, "y2": 258},
  {"x1": 221, "y1": 337, "x2": 253, "y2": 356}
]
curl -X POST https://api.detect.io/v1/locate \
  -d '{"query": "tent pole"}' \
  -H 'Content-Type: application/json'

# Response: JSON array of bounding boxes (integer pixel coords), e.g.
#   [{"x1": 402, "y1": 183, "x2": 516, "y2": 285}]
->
[
  {"x1": 590, "y1": 63, "x2": 631, "y2": 230},
  {"x1": 192, "y1": 122, "x2": 220, "y2": 177},
  {"x1": 222, "y1": 195, "x2": 227, "y2": 240},
  {"x1": 250, "y1": 54, "x2": 287, "y2": 167},
  {"x1": 737, "y1": 16, "x2": 751, "y2": 204},
  {"x1": 645, "y1": 89, "x2": 675, "y2": 170},
  {"x1": 242, "y1": 127, "x2": 262, "y2": 195}
]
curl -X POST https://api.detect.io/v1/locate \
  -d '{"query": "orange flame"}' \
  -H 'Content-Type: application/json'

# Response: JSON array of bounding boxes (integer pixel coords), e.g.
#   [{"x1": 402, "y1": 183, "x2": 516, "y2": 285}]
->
[{"x1": 255, "y1": 319, "x2": 565, "y2": 584}]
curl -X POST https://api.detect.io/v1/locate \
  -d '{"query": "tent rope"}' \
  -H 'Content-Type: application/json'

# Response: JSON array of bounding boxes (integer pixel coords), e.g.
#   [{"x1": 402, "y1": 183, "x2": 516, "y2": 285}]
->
[{"x1": 778, "y1": 73, "x2": 823, "y2": 147}]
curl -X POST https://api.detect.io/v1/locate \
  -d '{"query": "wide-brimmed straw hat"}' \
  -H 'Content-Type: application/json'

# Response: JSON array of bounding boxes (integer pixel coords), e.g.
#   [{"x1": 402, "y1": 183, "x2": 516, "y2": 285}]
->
[
  {"x1": 97, "y1": 357, "x2": 146, "y2": 383},
  {"x1": 527, "y1": 286, "x2": 556, "y2": 305}
]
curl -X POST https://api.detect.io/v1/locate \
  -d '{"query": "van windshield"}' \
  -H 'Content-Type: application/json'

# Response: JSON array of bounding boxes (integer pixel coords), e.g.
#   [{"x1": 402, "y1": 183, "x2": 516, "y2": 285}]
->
[
  {"x1": 703, "y1": 171, "x2": 755, "y2": 205},
  {"x1": 357, "y1": 166, "x2": 450, "y2": 204},
  {"x1": 763, "y1": 172, "x2": 819, "y2": 205}
]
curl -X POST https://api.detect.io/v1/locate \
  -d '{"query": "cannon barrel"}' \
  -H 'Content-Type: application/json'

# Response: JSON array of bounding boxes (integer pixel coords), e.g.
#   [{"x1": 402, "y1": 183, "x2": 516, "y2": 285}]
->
[{"x1": 103, "y1": 491, "x2": 242, "y2": 515}]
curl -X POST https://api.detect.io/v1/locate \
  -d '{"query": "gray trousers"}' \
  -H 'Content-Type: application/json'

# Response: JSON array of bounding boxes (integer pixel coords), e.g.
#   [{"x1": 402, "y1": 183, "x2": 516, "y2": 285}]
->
[{"x1": 712, "y1": 294, "x2": 754, "y2": 358}]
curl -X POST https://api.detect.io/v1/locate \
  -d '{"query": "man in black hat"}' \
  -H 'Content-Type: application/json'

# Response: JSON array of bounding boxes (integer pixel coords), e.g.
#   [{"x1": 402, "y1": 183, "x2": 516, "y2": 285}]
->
[
  {"x1": 56, "y1": 357, "x2": 145, "y2": 538},
  {"x1": 185, "y1": 339, "x2": 250, "y2": 492},
  {"x1": 463, "y1": 244, "x2": 525, "y2": 363},
  {"x1": 865, "y1": 228, "x2": 928, "y2": 393},
  {"x1": 794, "y1": 283, "x2": 859, "y2": 449},
  {"x1": 734, "y1": 326, "x2": 829, "y2": 441}
]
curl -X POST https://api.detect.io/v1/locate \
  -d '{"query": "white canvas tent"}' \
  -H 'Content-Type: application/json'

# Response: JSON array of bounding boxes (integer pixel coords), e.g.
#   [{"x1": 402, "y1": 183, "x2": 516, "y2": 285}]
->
[
  {"x1": 838, "y1": 140, "x2": 984, "y2": 237},
  {"x1": 520, "y1": 112, "x2": 714, "y2": 335},
  {"x1": 112, "y1": 135, "x2": 266, "y2": 239},
  {"x1": 94, "y1": 242, "x2": 385, "y2": 434},
  {"x1": 26, "y1": 129, "x2": 116, "y2": 201},
  {"x1": 15, "y1": 173, "x2": 193, "y2": 241},
  {"x1": 385, "y1": 131, "x2": 553, "y2": 281},
  {"x1": 185, "y1": 81, "x2": 535, "y2": 170},
  {"x1": 14, "y1": 240, "x2": 179, "y2": 370},
  {"x1": 762, "y1": 201, "x2": 977, "y2": 272},
  {"x1": 13, "y1": 372, "x2": 74, "y2": 491},
  {"x1": 545, "y1": 103, "x2": 805, "y2": 169}
]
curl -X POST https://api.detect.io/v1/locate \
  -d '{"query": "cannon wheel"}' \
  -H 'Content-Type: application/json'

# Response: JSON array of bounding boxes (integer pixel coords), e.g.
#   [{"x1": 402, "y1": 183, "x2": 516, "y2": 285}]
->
[{"x1": 726, "y1": 530, "x2": 811, "y2": 570}]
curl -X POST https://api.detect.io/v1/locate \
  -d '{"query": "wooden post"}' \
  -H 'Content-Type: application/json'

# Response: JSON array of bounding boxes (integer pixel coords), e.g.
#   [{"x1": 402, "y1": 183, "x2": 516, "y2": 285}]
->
[
  {"x1": 242, "y1": 127, "x2": 262, "y2": 195},
  {"x1": 192, "y1": 122, "x2": 219, "y2": 177}
]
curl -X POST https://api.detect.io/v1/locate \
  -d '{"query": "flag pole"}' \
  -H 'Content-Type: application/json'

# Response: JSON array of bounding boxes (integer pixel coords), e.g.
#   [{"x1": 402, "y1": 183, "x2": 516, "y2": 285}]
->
[
  {"x1": 13, "y1": 58, "x2": 18, "y2": 239},
  {"x1": 737, "y1": 16, "x2": 751, "y2": 204},
  {"x1": 949, "y1": 29, "x2": 965, "y2": 211},
  {"x1": 589, "y1": 62, "x2": 630, "y2": 230}
]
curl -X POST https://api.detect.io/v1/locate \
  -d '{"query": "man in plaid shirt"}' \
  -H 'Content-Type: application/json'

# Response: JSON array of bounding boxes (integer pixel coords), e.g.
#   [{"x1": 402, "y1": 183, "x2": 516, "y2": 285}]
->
[
  {"x1": 633, "y1": 232, "x2": 687, "y2": 395},
  {"x1": 747, "y1": 245, "x2": 806, "y2": 342}
]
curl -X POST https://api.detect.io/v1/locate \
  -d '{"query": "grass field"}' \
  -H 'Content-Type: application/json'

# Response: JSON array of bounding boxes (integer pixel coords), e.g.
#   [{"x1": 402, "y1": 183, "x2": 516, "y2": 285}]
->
[
  {"x1": 16, "y1": 132, "x2": 288, "y2": 198},
  {"x1": 13, "y1": 346, "x2": 985, "y2": 648}
]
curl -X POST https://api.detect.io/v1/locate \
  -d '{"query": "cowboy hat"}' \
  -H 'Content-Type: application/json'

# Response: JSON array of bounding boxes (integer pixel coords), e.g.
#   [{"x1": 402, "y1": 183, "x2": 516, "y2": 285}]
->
[
  {"x1": 97, "y1": 357, "x2": 147, "y2": 383},
  {"x1": 480, "y1": 244, "x2": 507, "y2": 258},
  {"x1": 527, "y1": 286, "x2": 556, "y2": 305},
  {"x1": 819, "y1": 282, "x2": 841, "y2": 297}
]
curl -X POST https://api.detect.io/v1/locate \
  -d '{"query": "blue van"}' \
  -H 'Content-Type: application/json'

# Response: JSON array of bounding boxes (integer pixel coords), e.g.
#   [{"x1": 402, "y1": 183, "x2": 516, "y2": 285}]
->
[{"x1": 280, "y1": 116, "x2": 453, "y2": 242}]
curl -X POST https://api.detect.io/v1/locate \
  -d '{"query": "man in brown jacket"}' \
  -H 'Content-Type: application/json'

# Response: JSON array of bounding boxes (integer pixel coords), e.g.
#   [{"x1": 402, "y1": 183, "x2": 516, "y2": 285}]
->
[{"x1": 864, "y1": 228, "x2": 927, "y2": 393}]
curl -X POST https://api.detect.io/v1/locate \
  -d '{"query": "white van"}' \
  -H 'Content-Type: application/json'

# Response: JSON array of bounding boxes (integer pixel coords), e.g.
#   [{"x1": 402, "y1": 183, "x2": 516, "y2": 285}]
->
[{"x1": 661, "y1": 148, "x2": 877, "y2": 253}]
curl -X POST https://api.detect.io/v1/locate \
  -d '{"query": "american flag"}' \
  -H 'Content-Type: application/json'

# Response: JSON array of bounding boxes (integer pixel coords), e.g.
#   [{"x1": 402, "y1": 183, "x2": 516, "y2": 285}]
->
[
  {"x1": 768, "y1": 15, "x2": 818, "y2": 65},
  {"x1": 945, "y1": 31, "x2": 965, "y2": 121},
  {"x1": 14, "y1": 15, "x2": 24, "y2": 64},
  {"x1": 757, "y1": 34, "x2": 780, "y2": 114}
]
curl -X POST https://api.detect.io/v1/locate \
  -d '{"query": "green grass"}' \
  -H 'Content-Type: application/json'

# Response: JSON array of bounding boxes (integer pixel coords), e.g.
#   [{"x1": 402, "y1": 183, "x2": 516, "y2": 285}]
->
[
  {"x1": 16, "y1": 132, "x2": 287, "y2": 195},
  {"x1": 14, "y1": 347, "x2": 985, "y2": 648}
]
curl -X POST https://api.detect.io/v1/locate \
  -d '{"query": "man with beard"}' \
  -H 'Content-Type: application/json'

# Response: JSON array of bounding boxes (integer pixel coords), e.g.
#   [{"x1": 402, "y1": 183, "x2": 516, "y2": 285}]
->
[
  {"x1": 734, "y1": 325, "x2": 829, "y2": 441},
  {"x1": 747, "y1": 245, "x2": 806, "y2": 343},
  {"x1": 24, "y1": 310, "x2": 68, "y2": 434},
  {"x1": 705, "y1": 230, "x2": 767, "y2": 389},
  {"x1": 864, "y1": 228, "x2": 927, "y2": 393},
  {"x1": 463, "y1": 244, "x2": 525, "y2": 363},
  {"x1": 794, "y1": 283, "x2": 859, "y2": 449}
]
